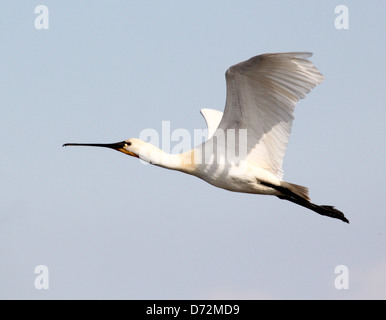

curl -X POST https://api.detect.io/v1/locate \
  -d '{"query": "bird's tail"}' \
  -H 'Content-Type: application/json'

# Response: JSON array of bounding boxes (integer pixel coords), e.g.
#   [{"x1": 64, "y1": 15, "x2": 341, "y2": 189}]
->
[{"x1": 280, "y1": 182, "x2": 310, "y2": 202}]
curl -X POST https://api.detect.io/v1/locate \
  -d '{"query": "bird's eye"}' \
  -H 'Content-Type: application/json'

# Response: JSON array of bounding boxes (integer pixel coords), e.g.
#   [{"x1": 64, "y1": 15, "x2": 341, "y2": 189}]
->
[{"x1": 126, "y1": 142, "x2": 132, "y2": 146}]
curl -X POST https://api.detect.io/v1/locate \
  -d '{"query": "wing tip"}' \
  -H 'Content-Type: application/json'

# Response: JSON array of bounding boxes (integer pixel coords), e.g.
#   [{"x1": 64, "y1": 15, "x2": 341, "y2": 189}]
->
[{"x1": 261, "y1": 52, "x2": 313, "y2": 59}]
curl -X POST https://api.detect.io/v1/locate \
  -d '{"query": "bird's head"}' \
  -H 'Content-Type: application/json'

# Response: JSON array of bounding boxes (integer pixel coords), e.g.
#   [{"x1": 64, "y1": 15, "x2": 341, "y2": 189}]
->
[{"x1": 62, "y1": 138, "x2": 145, "y2": 159}]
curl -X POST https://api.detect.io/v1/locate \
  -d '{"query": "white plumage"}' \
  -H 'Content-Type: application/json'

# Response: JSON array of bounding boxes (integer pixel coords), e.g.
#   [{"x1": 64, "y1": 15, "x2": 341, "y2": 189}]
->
[
  {"x1": 64, "y1": 52, "x2": 349, "y2": 223},
  {"x1": 219, "y1": 52, "x2": 324, "y2": 180}
]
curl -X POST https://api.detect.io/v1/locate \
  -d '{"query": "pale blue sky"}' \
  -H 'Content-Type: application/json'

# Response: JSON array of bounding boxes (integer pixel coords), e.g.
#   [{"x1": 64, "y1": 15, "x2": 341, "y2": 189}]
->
[{"x1": 1, "y1": 1, "x2": 385, "y2": 299}]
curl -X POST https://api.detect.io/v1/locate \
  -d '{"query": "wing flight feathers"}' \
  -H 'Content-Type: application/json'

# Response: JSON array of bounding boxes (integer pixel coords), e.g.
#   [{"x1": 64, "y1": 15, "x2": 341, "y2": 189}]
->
[{"x1": 217, "y1": 52, "x2": 323, "y2": 179}]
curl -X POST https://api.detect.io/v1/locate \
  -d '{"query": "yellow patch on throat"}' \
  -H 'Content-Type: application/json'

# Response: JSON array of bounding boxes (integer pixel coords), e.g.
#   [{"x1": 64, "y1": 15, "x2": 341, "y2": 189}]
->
[
  {"x1": 179, "y1": 149, "x2": 197, "y2": 173},
  {"x1": 118, "y1": 148, "x2": 139, "y2": 158}
]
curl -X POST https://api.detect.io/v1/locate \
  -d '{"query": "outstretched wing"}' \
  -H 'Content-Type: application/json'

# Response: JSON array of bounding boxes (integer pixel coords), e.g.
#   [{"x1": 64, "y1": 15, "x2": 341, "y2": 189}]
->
[
  {"x1": 200, "y1": 108, "x2": 223, "y2": 140},
  {"x1": 217, "y1": 52, "x2": 324, "y2": 179}
]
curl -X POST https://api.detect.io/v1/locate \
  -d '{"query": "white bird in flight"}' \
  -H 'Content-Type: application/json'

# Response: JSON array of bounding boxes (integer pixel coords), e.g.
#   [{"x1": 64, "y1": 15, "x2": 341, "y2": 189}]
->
[{"x1": 64, "y1": 52, "x2": 349, "y2": 223}]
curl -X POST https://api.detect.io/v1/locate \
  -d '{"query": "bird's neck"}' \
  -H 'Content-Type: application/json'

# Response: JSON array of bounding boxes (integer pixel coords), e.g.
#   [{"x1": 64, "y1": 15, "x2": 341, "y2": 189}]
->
[{"x1": 139, "y1": 143, "x2": 196, "y2": 173}]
